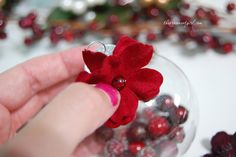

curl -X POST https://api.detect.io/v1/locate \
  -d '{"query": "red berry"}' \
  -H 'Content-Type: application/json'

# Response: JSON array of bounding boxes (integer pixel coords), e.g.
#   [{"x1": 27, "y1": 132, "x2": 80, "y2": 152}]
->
[
  {"x1": 207, "y1": 10, "x2": 219, "y2": 25},
  {"x1": 169, "y1": 126, "x2": 185, "y2": 143},
  {"x1": 128, "y1": 141, "x2": 145, "y2": 155},
  {"x1": 24, "y1": 37, "x2": 34, "y2": 46},
  {"x1": 127, "y1": 122, "x2": 147, "y2": 142},
  {"x1": 155, "y1": 94, "x2": 175, "y2": 112},
  {"x1": 222, "y1": 42, "x2": 233, "y2": 54},
  {"x1": 0, "y1": 19, "x2": 6, "y2": 30},
  {"x1": 32, "y1": 24, "x2": 44, "y2": 37},
  {"x1": 89, "y1": 21, "x2": 98, "y2": 31},
  {"x1": 182, "y1": 2, "x2": 190, "y2": 9},
  {"x1": 108, "y1": 14, "x2": 119, "y2": 25},
  {"x1": 112, "y1": 76, "x2": 126, "y2": 91},
  {"x1": 27, "y1": 12, "x2": 37, "y2": 21},
  {"x1": 105, "y1": 139, "x2": 126, "y2": 156},
  {"x1": 180, "y1": 15, "x2": 191, "y2": 23},
  {"x1": 148, "y1": 116, "x2": 170, "y2": 137},
  {"x1": 146, "y1": 32, "x2": 157, "y2": 41},
  {"x1": 63, "y1": 30, "x2": 74, "y2": 42},
  {"x1": 0, "y1": 31, "x2": 7, "y2": 39},
  {"x1": 19, "y1": 18, "x2": 33, "y2": 29},
  {"x1": 211, "y1": 132, "x2": 234, "y2": 157},
  {"x1": 227, "y1": 3, "x2": 235, "y2": 13},
  {"x1": 146, "y1": 7, "x2": 159, "y2": 18},
  {"x1": 176, "y1": 106, "x2": 188, "y2": 124},
  {"x1": 50, "y1": 31, "x2": 60, "y2": 44},
  {"x1": 195, "y1": 7, "x2": 206, "y2": 19}
]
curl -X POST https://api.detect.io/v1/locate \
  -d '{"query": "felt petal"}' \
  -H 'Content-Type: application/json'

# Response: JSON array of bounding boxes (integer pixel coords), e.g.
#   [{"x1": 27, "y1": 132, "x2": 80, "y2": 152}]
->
[
  {"x1": 105, "y1": 119, "x2": 121, "y2": 128},
  {"x1": 120, "y1": 43, "x2": 154, "y2": 72},
  {"x1": 95, "y1": 56, "x2": 123, "y2": 84},
  {"x1": 113, "y1": 36, "x2": 137, "y2": 56},
  {"x1": 127, "y1": 68, "x2": 163, "y2": 102},
  {"x1": 82, "y1": 49, "x2": 107, "y2": 72},
  {"x1": 76, "y1": 71, "x2": 92, "y2": 83},
  {"x1": 105, "y1": 88, "x2": 138, "y2": 128}
]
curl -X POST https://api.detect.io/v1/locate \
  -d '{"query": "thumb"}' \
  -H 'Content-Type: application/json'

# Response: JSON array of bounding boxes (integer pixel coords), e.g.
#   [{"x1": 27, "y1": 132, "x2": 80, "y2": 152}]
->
[{"x1": 1, "y1": 83, "x2": 120, "y2": 157}]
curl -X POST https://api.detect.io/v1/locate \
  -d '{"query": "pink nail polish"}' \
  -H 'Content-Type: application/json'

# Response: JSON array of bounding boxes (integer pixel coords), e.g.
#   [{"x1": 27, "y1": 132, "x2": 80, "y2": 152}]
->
[{"x1": 95, "y1": 83, "x2": 119, "y2": 106}]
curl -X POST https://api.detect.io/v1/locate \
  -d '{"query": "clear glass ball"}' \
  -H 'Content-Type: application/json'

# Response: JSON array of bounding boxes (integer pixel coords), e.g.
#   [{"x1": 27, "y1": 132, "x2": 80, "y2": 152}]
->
[{"x1": 88, "y1": 44, "x2": 198, "y2": 157}]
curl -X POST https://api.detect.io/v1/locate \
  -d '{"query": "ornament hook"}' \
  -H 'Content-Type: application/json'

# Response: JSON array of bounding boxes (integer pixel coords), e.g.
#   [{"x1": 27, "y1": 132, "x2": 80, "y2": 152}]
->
[{"x1": 87, "y1": 41, "x2": 107, "y2": 54}]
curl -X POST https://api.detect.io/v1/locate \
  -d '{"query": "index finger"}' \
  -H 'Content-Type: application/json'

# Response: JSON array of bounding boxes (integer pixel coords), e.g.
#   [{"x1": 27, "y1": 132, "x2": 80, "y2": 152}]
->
[{"x1": 0, "y1": 46, "x2": 86, "y2": 111}]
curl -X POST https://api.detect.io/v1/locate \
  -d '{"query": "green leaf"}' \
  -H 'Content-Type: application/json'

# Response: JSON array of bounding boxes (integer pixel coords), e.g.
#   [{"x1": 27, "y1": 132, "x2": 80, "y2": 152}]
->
[{"x1": 47, "y1": 7, "x2": 77, "y2": 22}]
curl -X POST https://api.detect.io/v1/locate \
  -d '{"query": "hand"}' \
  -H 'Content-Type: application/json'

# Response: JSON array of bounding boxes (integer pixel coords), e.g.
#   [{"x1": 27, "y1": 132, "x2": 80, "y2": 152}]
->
[{"x1": 0, "y1": 47, "x2": 120, "y2": 157}]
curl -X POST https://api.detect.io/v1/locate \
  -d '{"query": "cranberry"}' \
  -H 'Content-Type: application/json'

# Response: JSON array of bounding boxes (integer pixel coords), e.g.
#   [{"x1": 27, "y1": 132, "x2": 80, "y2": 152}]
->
[
  {"x1": 169, "y1": 126, "x2": 185, "y2": 143},
  {"x1": 180, "y1": 15, "x2": 191, "y2": 23},
  {"x1": 95, "y1": 125, "x2": 114, "y2": 142},
  {"x1": 182, "y1": 2, "x2": 190, "y2": 9},
  {"x1": 63, "y1": 30, "x2": 74, "y2": 42},
  {"x1": 19, "y1": 18, "x2": 33, "y2": 29},
  {"x1": 146, "y1": 32, "x2": 157, "y2": 41},
  {"x1": 209, "y1": 36, "x2": 220, "y2": 49},
  {"x1": 227, "y1": 3, "x2": 235, "y2": 13},
  {"x1": 24, "y1": 37, "x2": 34, "y2": 46},
  {"x1": 146, "y1": 7, "x2": 159, "y2": 18},
  {"x1": 105, "y1": 139, "x2": 126, "y2": 156},
  {"x1": 112, "y1": 76, "x2": 126, "y2": 91},
  {"x1": 222, "y1": 42, "x2": 233, "y2": 54},
  {"x1": 195, "y1": 7, "x2": 206, "y2": 19},
  {"x1": 148, "y1": 116, "x2": 170, "y2": 138},
  {"x1": 0, "y1": 19, "x2": 5, "y2": 29},
  {"x1": 211, "y1": 132, "x2": 234, "y2": 157},
  {"x1": 32, "y1": 24, "x2": 44, "y2": 37},
  {"x1": 0, "y1": 31, "x2": 7, "y2": 39},
  {"x1": 128, "y1": 141, "x2": 145, "y2": 155},
  {"x1": 27, "y1": 12, "x2": 37, "y2": 21},
  {"x1": 199, "y1": 33, "x2": 213, "y2": 47},
  {"x1": 127, "y1": 122, "x2": 147, "y2": 142},
  {"x1": 50, "y1": 31, "x2": 60, "y2": 45},
  {"x1": 176, "y1": 106, "x2": 188, "y2": 124},
  {"x1": 155, "y1": 94, "x2": 175, "y2": 112},
  {"x1": 207, "y1": 10, "x2": 219, "y2": 25},
  {"x1": 107, "y1": 14, "x2": 119, "y2": 26}
]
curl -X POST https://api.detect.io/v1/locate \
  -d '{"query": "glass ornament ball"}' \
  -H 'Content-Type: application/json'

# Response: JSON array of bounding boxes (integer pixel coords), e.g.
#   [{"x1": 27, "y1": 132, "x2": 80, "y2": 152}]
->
[{"x1": 83, "y1": 44, "x2": 198, "y2": 157}]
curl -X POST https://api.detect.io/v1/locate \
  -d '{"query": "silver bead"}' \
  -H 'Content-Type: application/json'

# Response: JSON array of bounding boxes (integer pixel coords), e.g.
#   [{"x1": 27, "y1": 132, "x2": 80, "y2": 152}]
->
[
  {"x1": 60, "y1": 0, "x2": 73, "y2": 11},
  {"x1": 72, "y1": 0, "x2": 88, "y2": 15}
]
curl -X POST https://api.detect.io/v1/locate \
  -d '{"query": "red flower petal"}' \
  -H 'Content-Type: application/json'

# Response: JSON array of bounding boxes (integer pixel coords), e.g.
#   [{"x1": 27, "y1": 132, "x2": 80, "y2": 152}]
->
[
  {"x1": 105, "y1": 119, "x2": 121, "y2": 128},
  {"x1": 113, "y1": 36, "x2": 137, "y2": 56},
  {"x1": 95, "y1": 56, "x2": 123, "y2": 83},
  {"x1": 76, "y1": 71, "x2": 92, "y2": 83},
  {"x1": 119, "y1": 43, "x2": 154, "y2": 72},
  {"x1": 105, "y1": 88, "x2": 138, "y2": 128},
  {"x1": 127, "y1": 68, "x2": 163, "y2": 102},
  {"x1": 82, "y1": 49, "x2": 107, "y2": 72}
]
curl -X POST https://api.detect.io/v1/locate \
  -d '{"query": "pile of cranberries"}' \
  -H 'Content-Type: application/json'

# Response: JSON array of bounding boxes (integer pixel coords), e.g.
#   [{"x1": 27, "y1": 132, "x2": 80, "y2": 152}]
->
[
  {"x1": 95, "y1": 94, "x2": 189, "y2": 157},
  {"x1": 204, "y1": 131, "x2": 236, "y2": 157},
  {"x1": 18, "y1": 12, "x2": 44, "y2": 45}
]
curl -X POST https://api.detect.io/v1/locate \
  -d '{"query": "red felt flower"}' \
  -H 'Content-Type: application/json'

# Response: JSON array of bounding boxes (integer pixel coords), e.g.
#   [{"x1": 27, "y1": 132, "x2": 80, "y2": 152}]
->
[{"x1": 76, "y1": 36, "x2": 163, "y2": 128}]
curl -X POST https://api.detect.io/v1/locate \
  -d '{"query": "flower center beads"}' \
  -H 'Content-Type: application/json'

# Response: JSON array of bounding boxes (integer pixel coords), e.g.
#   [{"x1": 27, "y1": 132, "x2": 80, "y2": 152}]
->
[{"x1": 112, "y1": 76, "x2": 126, "y2": 91}]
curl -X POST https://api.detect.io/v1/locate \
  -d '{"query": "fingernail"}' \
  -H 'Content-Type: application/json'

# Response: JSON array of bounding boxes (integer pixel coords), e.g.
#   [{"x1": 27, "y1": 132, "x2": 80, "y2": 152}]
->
[{"x1": 95, "y1": 83, "x2": 119, "y2": 106}]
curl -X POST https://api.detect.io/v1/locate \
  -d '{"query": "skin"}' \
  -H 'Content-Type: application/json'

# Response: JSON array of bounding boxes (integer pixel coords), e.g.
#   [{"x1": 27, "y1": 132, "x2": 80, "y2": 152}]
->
[{"x1": 0, "y1": 46, "x2": 120, "y2": 157}]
